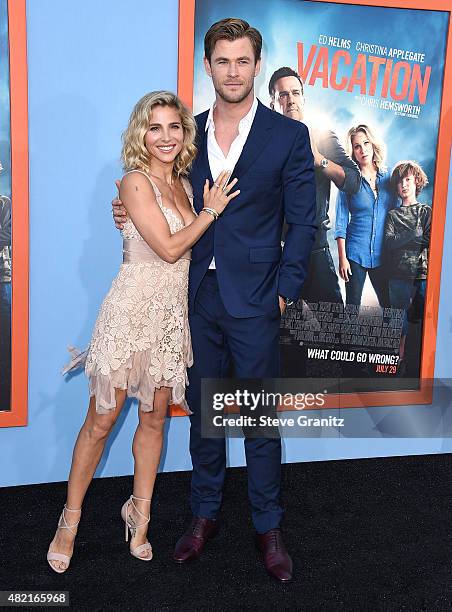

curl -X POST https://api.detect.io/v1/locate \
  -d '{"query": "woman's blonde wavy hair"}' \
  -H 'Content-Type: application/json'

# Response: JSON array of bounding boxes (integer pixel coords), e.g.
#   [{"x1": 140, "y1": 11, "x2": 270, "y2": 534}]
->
[
  {"x1": 121, "y1": 91, "x2": 197, "y2": 176},
  {"x1": 345, "y1": 124, "x2": 387, "y2": 172}
]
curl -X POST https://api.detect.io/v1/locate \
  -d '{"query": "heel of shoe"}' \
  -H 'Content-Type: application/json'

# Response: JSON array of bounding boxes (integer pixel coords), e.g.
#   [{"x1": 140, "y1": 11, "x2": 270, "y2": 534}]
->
[{"x1": 121, "y1": 500, "x2": 130, "y2": 542}]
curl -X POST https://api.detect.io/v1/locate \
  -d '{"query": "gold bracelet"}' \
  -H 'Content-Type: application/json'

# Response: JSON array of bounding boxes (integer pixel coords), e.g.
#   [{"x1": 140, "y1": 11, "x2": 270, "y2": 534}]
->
[{"x1": 201, "y1": 207, "x2": 219, "y2": 220}]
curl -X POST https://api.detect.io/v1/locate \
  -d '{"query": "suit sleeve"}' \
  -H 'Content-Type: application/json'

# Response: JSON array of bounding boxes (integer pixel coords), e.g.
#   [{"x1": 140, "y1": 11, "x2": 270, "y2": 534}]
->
[
  {"x1": 278, "y1": 123, "x2": 317, "y2": 302},
  {"x1": 319, "y1": 130, "x2": 361, "y2": 195}
]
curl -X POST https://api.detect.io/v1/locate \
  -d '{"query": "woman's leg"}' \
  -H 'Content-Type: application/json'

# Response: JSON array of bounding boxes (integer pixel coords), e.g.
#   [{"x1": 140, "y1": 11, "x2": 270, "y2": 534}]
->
[
  {"x1": 345, "y1": 260, "x2": 367, "y2": 306},
  {"x1": 128, "y1": 387, "x2": 171, "y2": 558},
  {"x1": 48, "y1": 389, "x2": 127, "y2": 571},
  {"x1": 368, "y1": 266, "x2": 390, "y2": 309}
]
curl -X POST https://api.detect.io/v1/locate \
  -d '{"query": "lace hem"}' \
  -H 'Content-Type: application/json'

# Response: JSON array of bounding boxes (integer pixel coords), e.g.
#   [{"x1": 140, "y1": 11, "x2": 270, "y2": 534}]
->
[{"x1": 63, "y1": 345, "x2": 192, "y2": 415}]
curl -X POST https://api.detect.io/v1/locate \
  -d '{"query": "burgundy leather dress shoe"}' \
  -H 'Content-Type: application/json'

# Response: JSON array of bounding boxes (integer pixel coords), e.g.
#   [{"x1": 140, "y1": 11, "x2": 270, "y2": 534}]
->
[
  {"x1": 256, "y1": 528, "x2": 293, "y2": 582},
  {"x1": 173, "y1": 517, "x2": 219, "y2": 563}
]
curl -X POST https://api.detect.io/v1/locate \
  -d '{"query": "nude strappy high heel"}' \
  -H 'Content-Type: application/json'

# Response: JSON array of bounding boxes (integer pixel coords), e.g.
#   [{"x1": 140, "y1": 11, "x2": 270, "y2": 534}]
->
[
  {"x1": 120, "y1": 495, "x2": 153, "y2": 561},
  {"x1": 47, "y1": 505, "x2": 81, "y2": 573}
]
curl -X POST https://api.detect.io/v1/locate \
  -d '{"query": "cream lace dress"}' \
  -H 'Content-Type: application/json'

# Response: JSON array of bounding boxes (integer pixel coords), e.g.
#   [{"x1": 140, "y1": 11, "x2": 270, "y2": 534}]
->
[{"x1": 64, "y1": 171, "x2": 194, "y2": 414}]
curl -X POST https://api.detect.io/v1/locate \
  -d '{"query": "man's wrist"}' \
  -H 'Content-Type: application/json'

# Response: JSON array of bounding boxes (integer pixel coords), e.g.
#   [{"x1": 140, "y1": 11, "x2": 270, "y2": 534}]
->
[{"x1": 279, "y1": 294, "x2": 294, "y2": 307}]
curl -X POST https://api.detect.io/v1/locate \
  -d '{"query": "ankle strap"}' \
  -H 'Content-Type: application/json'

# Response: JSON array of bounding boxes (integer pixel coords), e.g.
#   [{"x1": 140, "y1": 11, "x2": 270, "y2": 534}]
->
[
  {"x1": 64, "y1": 504, "x2": 82, "y2": 512},
  {"x1": 131, "y1": 495, "x2": 151, "y2": 503},
  {"x1": 126, "y1": 495, "x2": 151, "y2": 526},
  {"x1": 58, "y1": 505, "x2": 81, "y2": 536}
]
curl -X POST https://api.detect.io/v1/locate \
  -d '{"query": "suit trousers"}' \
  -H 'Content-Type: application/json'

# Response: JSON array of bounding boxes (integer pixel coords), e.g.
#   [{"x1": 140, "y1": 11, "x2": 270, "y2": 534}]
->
[{"x1": 187, "y1": 271, "x2": 283, "y2": 534}]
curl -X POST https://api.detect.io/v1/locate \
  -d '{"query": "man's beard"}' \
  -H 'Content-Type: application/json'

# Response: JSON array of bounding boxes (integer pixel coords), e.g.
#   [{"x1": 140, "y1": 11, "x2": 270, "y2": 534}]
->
[{"x1": 214, "y1": 78, "x2": 254, "y2": 104}]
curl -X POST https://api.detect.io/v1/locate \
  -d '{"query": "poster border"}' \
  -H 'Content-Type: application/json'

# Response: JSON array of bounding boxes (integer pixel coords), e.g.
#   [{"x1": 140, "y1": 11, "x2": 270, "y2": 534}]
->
[
  {"x1": 175, "y1": 0, "x2": 452, "y2": 412},
  {"x1": 0, "y1": 0, "x2": 29, "y2": 427}
]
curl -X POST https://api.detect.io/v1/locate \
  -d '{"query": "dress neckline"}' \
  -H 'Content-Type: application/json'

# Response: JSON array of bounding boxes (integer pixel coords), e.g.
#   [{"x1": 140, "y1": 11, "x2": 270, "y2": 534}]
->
[{"x1": 124, "y1": 169, "x2": 194, "y2": 226}]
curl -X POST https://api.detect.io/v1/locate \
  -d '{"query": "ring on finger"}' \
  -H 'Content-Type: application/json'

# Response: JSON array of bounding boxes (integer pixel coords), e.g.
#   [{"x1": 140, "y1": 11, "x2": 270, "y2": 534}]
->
[{"x1": 214, "y1": 182, "x2": 220, "y2": 188}]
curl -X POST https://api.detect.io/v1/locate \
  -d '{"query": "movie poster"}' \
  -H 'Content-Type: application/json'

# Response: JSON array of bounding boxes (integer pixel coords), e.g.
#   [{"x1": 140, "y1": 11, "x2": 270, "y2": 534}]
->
[
  {"x1": 0, "y1": 0, "x2": 12, "y2": 412},
  {"x1": 192, "y1": 0, "x2": 449, "y2": 395}
]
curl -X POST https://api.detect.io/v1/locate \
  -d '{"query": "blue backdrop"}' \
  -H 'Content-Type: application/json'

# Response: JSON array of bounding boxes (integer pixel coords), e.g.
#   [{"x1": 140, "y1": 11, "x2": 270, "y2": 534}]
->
[{"x1": 0, "y1": 0, "x2": 451, "y2": 487}]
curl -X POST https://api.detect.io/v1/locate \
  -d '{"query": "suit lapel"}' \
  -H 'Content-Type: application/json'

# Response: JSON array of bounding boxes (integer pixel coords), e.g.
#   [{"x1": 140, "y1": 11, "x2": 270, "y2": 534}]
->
[{"x1": 232, "y1": 100, "x2": 273, "y2": 181}]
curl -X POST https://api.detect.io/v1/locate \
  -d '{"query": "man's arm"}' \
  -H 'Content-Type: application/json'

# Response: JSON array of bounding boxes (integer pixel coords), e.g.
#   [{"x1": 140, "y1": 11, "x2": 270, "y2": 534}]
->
[
  {"x1": 384, "y1": 212, "x2": 426, "y2": 251},
  {"x1": 112, "y1": 180, "x2": 128, "y2": 229},
  {"x1": 316, "y1": 130, "x2": 361, "y2": 194},
  {"x1": 421, "y1": 205, "x2": 432, "y2": 248},
  {"x1": 278, "y1": 123, "x2": 317, "y2": 303}
]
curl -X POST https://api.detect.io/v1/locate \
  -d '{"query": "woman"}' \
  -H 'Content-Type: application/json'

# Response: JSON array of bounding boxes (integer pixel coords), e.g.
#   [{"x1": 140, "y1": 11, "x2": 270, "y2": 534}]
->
[
  {"x1": 335, "y1": 124, "x2": 398, "y2": 307},
  {"x1": 384, "y1": 160, "x2": 431, "y2": 366},
  {"x1": 47, "y1": 91, "x2": 239, "y2": 573}
]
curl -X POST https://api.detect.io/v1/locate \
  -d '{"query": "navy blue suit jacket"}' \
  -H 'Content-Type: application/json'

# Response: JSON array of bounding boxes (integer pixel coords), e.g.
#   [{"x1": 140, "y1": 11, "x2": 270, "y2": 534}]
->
[{"x1": 188, "y1": 100, "x2": 317, "y2": 318}]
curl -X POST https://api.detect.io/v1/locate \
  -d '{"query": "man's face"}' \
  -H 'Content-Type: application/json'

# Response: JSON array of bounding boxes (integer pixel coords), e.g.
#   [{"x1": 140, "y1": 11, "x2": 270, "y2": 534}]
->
[
  {"x1": 204, "y1": 37, "x2": 260, "y2": 104},
  {"x1": 272, "y1": 76, "x2": 305, "y2": 121},
  {"x1": 397, "y1": 173, "x2": 417, "y2": 201}
]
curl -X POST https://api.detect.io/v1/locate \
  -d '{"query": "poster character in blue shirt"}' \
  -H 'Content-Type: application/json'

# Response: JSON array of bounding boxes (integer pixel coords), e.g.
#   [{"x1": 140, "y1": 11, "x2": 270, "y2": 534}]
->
[{"x1": 335, "y1": 124, "x2": 398, "y2": 307}]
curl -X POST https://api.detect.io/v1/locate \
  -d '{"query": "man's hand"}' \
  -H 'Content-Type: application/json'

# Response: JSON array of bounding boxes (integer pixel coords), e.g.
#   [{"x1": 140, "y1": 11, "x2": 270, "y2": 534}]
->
[
  {"x1": 279, "y1": 295, "x2": 287, "y2": 315},
  {"x1": 112, "y1": 179, "x2": 128, "y2": 230}
]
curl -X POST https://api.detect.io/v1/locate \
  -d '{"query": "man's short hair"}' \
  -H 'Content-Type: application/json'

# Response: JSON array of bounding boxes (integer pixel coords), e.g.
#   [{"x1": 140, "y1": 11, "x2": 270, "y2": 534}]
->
[
  {"x1": 204, "y1": 18, "x2": 262, "y2": 63},
  {"x1": 391, "y1": 160, "x2": 429, "y2": 196},
  {"x1": 268, "y1": 67, "x2": 304, "y2": 97}
]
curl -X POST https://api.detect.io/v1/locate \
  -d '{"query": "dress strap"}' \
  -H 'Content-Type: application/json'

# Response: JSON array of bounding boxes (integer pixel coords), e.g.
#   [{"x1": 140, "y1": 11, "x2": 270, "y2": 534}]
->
[{"x1": 122, "y1": 170, "x2": 164, "y2": 208}]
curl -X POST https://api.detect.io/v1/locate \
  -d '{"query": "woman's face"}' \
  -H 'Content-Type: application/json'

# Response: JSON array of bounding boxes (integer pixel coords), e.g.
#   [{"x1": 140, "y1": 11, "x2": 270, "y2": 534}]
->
[
  {"x1": 144, "y1": 105, "x2": 184, "y2": 164},
  {"x1": 351, "y1": 131, "x2": 374, "y2": 168}
]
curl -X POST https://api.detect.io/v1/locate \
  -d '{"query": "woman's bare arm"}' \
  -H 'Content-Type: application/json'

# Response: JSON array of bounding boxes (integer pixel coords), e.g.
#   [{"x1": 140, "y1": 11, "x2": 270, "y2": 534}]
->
[{"x1": 119, "y1": 171, "x2": 239, "y2": 263}]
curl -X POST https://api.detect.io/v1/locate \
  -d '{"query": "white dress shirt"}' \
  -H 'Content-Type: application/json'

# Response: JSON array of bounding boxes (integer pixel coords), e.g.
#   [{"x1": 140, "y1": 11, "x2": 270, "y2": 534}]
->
[{"x1": 205, "y1": 96, "x2": 258, "y2": 269}]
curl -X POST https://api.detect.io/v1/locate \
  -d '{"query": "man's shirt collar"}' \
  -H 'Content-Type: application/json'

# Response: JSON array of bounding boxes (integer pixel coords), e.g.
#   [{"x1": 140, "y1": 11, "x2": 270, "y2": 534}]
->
[{"x1": 205, "y1": 96, "x2": 258, "y2": 132}]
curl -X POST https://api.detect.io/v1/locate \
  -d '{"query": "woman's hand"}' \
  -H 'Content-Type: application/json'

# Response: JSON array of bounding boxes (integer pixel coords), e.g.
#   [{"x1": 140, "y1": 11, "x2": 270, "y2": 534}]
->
[
  {"x1": 339, "y1": 255, "x2": 352, "y2": 282},
  {"x1": 203, "y1": 170, "x2": 240, "y2": 215}
]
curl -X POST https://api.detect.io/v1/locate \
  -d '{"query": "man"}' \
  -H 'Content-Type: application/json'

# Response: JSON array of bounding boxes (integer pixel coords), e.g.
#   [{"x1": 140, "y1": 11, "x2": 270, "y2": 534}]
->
[
  {"x1": 269, "y1": 67, "x2": 360, "y2": 306},
  {"x1": 114, "y1": 19, "x2": 316, "y2": 582}
]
